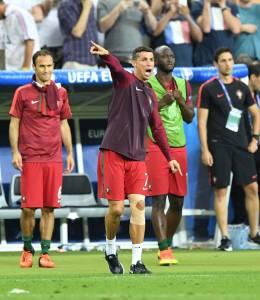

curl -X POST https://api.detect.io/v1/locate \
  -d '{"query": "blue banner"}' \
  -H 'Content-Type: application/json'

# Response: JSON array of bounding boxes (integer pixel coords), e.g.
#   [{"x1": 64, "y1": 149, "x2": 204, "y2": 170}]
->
[{"x1": 0, "y1": 65, "x2": 248, "y2": 86}]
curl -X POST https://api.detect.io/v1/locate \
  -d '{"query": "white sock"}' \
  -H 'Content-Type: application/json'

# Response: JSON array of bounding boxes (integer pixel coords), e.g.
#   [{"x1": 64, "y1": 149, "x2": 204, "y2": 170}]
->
[
  {"x1": 105, "y1": 237, "x2": 116, "y2": 256},
  {"x1": 132, "y1": 243, "x2": 142, "y2": 265}
]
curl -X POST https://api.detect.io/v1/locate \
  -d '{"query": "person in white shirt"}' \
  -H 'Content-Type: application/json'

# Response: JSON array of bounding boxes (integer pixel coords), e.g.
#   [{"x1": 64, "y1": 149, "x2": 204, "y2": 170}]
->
[{"x1": 0, "y1": 1, "x2": 40, "y2": 70}]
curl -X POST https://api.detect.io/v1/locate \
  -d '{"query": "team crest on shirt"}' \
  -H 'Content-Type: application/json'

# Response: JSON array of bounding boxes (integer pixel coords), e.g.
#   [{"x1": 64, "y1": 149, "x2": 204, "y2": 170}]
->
[{"x1": 236, "y1": 89, "x2": 243, "y2": 100}]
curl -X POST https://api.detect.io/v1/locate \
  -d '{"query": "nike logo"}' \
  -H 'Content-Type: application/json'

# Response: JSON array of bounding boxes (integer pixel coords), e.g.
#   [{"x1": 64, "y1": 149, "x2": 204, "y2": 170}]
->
[
  {"x1": 217, "y1": 93, "x2": 224, "y2": 98},
  {"x1": 31, "y1": 100, "x2": 40, "y2": 104},
  {"x1": 136, "y1": 87, "x2": 143, "y2": 92}
]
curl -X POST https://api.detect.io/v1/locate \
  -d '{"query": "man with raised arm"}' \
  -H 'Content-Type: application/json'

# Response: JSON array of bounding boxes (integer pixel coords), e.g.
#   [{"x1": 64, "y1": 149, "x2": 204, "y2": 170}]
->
[{"x1": 90, "y1": 41, "x2": 181, "y2": 274}]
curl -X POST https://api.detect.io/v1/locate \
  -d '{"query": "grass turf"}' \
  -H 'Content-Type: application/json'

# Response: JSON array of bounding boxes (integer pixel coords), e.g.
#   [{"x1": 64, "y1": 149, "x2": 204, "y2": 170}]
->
[{"x1": 0, "y1": 249, "x2": 260, "y2": 300}]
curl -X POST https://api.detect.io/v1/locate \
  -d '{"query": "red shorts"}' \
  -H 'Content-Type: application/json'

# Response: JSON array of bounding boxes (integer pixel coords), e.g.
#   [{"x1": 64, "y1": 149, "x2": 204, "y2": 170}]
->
[
  {"x1": 97, "y1": 150, "x2": 148, "y2": 201},
  {"x1": 146, "y1": 140, "x2": 187, "y2": 197},
  {"x1": 21, "y1": 162, "x2": 63, "y2": 208}
]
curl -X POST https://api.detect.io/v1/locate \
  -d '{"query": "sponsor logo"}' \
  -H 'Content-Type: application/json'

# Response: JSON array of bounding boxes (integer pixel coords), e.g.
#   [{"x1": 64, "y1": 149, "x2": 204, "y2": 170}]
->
[
  {"x1": 31, "y1": 100, "x2": 40, "y2": 104},
  {"x1": 217, "y1": 93, "x2": 224, "y2": 98},
  {"x1": 136, "y1": 87, "x2": 144, "y2": 92},
  {"x1": 236, "y1": 89, "x2": 243, "y2": 100},
  {"x1": 142, "y1": 172, "x2": 149, "y2": 191}
]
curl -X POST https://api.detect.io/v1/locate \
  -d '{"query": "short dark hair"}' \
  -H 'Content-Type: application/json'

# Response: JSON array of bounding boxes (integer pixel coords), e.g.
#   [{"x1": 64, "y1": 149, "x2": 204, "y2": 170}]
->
[
  {"x1": 132, "y1": 46, "x2": 153, "y2": 60},
  {"x1": 32, "y1": 49, "x2": 54, "y2": 66},
  {"x1": 214, "y1": 47, "x2": 233, "y2": 63},
  {"x1": 248, "y1": 64, "x2": 260, "y2": 78}
]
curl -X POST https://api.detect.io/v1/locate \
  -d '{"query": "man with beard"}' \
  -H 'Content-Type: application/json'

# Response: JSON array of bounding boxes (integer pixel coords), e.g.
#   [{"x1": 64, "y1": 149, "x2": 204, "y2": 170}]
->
[
  {"x1": 146, "y1": 45, "x2": 194, "y2": 265},
  {"x1": 197, "y1": 47, "x2": 260, "y2": 251}
]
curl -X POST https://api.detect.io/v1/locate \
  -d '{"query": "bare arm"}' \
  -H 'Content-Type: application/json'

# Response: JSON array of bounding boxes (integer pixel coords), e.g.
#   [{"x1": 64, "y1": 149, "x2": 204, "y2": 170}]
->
[
  {"x1": 139, "y1": 0, "x2": 157, "y2": 31},
  {"x1": 197, "y1": 108, "x2": 213, "y2": 166},
  {"x1": 71, "y1": 0, "x2": 92, "y2": 38},
  {"x1": 153, "y1": 9, "x2": 173, "y2": 36},
  {"x1": 240, "y1": 23, "x2": 257, "y2": 34},
  {"x1": 158, "y1": 91, "x2": 194, "y2": 123},
  {"x1": 247, "y1": 104, "x2": 260, "y2": 153},
  {"x1": 150, "y1": 0, "x2": 163, "y2": 16},
  {"x1": 179, "y1": 5, "x2": 203, "y2": 42},
  {"x1": 9, "y1": 116, "x2": 23, "y2": 171},
  {"x1": 220, "y1": 5, "x2": 241, "y2": 35},
  {"x1": 98, "y1": 0, "x2": 132, "y2": 33},
  {"x1": 60, "y1": 119, "x2": 74, "y2": 173},
  {"x1": 196, "y1": 0, "x2": 211, "y2": 33},
  {"x1": 31, "y1": 0, "x2": 53, "y2": 22},
  {"x1": 22, "y1": 40, "x2": 34, "y2": 70}
]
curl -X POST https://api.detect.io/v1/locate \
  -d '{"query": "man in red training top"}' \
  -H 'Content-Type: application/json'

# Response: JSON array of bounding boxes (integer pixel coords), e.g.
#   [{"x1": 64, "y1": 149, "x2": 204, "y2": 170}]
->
[
  {"x1": 90, "y1": 41, "x2": 181, "y2": 275},
  {"x1": 9, "y1": 49, "x2": 74, "y2": 268}
]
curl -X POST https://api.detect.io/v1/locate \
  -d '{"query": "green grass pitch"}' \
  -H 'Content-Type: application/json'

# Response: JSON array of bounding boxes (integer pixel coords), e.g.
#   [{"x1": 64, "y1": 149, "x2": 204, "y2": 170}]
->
[{"x1": 0, "y1": 249, "x2": 260, "y2": 300}]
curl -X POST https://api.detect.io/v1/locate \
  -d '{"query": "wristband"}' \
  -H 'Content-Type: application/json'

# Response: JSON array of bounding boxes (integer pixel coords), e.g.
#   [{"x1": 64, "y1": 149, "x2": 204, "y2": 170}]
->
[{"x1": 221, "y1": 7, "x2": 228, "y2": 12}]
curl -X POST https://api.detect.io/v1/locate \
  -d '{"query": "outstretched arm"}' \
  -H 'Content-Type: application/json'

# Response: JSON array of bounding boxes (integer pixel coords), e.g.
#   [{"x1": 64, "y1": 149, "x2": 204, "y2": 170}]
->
[{"x1": 90, "y1": 41, "x2": 130, "y2": 86}]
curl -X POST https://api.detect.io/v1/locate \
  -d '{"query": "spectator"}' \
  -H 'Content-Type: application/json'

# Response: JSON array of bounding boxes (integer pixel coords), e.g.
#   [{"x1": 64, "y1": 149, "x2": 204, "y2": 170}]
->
[
  {"x1": 58, "y1": 0, "x2": 97, "y2": 69},
  {"x1": 36, "y1": 1, "x2": 64, "y2": 68},
  {"x1": 234, "y1": 0, "x2": 260, "y2": 63},
  {"x1": 0, "y1": 19, "x2": 4, "y2": 69},
  {"x1": 97, "y1": 0, "x2": 157, "y2": 67},
  {"x1": 192, "y1": 0, "x2": 241, "y2": 66},
  {"x1": 5, "y1": 1, "x2": 64, "y2": 68},
  {"x1": 0, "y1": 1, "x2": 40, "y2": 70},
  {"x1": 152, "y1": 0, "x2": 203, "y2": 67}
]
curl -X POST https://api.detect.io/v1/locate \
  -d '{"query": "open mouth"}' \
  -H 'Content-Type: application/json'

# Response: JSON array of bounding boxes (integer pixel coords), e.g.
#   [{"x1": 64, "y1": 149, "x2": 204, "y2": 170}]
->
[{"x1": 145, "y1": 69, "x2": 152, "y2": 77}]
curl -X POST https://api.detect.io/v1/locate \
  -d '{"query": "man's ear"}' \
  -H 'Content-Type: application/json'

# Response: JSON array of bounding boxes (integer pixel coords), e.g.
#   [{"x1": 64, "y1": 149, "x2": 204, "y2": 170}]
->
[{"x1": 131, "y1": 60, "x2": 136, "y2": 67}]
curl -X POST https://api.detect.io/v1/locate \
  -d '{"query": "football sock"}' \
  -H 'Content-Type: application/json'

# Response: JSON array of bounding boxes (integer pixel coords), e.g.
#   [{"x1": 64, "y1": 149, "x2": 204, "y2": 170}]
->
[
  {"x1": 41, "y1": 240, "x2": 51, "y2": 254},
  {"x1": 167, "y1": 238, "x2": 172, "y2": 248},
  {"x1": 158, "y1": 239, "x2": 169, "y2": 251},
  {"x1": 105, "y1": 237, "x2": 116, "y2": 256},
  {"x1": 22, "y1": 235, "x2": 34, "y2": 252},
  {"x1": 132, "y1": 243, "x2": 142, "y2": 265}
]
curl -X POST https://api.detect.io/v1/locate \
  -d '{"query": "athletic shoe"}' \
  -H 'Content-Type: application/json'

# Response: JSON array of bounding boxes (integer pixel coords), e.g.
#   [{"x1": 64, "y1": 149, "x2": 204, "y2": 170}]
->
[
  {"x1": 218, "y1": 237, "x2": 233, "y2": 251},
  {"x1": 105, "y1": 252, "x2": 124, "y2": 274},
  {"x1": 129, "y1": 261, "x2": 152, "y2": 274},
  {"x1": 157, "y1": 248, "x2": 179, "y2": 266},
  {"x1": 248, "y1": 232, "x2": 260, "y2": 245},
  {"x1": 20, "y1": 250, "x2": 34, "y2": 268},
  {"x1": 39, "y1": 254, "x2": 55, "y2": 268}
]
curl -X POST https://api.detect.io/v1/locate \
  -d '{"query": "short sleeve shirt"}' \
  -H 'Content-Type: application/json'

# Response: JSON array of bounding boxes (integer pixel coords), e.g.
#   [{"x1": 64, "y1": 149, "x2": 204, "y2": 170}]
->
[
  {"x1": 9, "y1": 83, "x2": 72, "y2": 162},
  {"x1": 197, "y1": 77, "x2": 255, "y2": 148}
]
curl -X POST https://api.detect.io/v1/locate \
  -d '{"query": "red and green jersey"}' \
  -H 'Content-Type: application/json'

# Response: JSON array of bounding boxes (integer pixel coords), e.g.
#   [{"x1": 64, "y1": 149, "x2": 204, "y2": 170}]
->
[{"x1": 147, "y1": 75, "x2": 192, "y2": 147}]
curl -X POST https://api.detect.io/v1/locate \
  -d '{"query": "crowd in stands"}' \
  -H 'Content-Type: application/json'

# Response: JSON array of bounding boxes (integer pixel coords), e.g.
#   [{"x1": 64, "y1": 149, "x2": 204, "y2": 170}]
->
[{"x1": 0, "y1": 0, "x2": 259, "y2": 71}]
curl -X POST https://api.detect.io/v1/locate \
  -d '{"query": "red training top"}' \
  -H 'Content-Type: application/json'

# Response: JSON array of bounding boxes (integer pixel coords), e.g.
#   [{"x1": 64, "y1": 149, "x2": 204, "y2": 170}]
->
[
  {"x1": 9, "y1": 82, "x2": 72, "y2": 162},
  {"x1": 100, "y1": 54, "x2": 172, "y2": 162}
]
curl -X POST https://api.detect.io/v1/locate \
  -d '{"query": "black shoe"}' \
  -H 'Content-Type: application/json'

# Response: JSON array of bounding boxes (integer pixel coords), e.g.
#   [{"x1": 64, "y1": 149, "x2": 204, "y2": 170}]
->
[
  {"x1": 105, "y1": 252, "x2": 124, "y2": 274},
  {"x1": 129, "y1": 261, "x2": 152, "y2": 274},
  {"x1": 218, "y1": 237, "x2": 233, "y2": 251},
  {"x1": 248, "y1": 232, "x2": 260, "y2": 245}
]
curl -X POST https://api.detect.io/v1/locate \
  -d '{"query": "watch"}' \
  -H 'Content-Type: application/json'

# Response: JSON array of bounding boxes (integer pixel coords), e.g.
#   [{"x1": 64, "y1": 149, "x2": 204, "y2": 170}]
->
[{"x1": 252, "y1": 134, "x2": 259, "y2": 141}]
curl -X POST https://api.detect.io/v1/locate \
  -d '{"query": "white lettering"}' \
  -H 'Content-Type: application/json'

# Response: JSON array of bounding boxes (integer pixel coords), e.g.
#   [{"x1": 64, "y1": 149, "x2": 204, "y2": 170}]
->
[
  {"x1": 101, "y1": 70, "x2": 112, "y2": 83},
  {"x1": 88, "y1": 129, "x2": 105, "y2": 139}
]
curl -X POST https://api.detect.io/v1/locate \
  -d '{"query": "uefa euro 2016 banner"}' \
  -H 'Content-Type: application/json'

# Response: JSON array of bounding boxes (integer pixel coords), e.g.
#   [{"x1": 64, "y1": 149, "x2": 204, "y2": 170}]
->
[{"x1": 0, "y1": 65, "x2": 248, "y2": 86}]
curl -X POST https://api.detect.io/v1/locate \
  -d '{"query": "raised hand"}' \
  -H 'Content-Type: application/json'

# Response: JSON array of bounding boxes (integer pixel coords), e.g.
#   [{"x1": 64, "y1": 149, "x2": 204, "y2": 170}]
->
[{"x1": 90, "y1": 41, "x2": 109, "y2": 56}]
